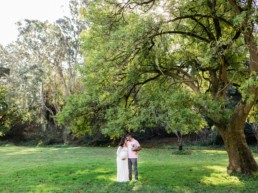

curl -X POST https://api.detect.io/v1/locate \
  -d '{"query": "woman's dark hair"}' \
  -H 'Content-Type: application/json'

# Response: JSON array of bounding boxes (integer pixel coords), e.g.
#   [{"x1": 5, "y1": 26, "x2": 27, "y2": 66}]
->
[{"x1": 119, "y1": 137, "x2": 125, "y2": 147}]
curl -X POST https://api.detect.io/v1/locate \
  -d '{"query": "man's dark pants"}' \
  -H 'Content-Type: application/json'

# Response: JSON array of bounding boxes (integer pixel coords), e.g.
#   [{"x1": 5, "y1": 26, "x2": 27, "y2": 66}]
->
[{"x1": 128, "y1": 158, "x2": 138, "y2": 180}]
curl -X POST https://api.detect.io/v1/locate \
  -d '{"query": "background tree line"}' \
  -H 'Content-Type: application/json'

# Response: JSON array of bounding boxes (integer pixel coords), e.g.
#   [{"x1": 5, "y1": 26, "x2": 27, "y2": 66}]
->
[{"x1": 0, "y1": 0, "x2": 86, "y2": 144}]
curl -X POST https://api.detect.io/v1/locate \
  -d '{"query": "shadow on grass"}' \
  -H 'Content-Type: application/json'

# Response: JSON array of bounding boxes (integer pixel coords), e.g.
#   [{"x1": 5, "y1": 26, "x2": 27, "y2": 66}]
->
[{"x1": 2, "y1": 164, "x2": 257, "y2": 193}]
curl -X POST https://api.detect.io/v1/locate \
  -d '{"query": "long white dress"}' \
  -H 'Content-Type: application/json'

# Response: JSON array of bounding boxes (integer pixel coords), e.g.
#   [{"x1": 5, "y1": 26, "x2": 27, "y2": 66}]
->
[{"x1": 116, "y1": 146, "x2": 129, "y2": 182}]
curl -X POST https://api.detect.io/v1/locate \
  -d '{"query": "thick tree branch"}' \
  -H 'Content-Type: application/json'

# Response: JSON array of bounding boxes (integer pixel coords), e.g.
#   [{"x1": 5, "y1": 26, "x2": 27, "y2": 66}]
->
[
  {"x1": 166, "y1": 14, "x2": 233, "y2": 27},
  {"x1": 162, "y1": 71, "x2": 200, "y2": 93},
  {"x1": 124, "y1": 73, "x2": 161, "y2": 107},
  {"x1": 190, "y1": 17, "x2": 216, "y2": 41},
  {"x1": 211, "y1": 0, "x2": 222, "y2": 39},
  {"x1": 151, "y1": 30, "x2": 210, "y2": 43},
  {"x1": 227, "y1": 0, "x2": 242, "y2": 14},
  {"x1": 133, "y1": 0, "x2": 155, "y2": 6}
]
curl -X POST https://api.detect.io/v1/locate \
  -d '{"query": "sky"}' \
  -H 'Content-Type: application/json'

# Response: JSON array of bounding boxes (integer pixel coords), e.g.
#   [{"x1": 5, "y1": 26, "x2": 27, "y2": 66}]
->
[{"x1": 0, "y1": 0, "x2": 70, "y2": 46}]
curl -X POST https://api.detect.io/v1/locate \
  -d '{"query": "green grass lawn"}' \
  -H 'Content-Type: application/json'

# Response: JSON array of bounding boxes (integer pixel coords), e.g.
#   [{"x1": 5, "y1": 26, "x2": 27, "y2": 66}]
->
[{"x1": 0, "y1": 145, "x2": 257, "y2": 193}]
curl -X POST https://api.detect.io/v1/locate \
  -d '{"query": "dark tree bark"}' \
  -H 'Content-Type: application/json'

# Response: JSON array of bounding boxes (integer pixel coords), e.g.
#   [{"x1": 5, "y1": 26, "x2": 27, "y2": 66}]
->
[{"x1": 219, "y1": 103, "x2": 258, "y2": 174}]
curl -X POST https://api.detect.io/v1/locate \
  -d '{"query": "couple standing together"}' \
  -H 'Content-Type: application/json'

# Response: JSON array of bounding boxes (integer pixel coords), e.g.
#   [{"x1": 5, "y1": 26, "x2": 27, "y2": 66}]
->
[{"x1": 116, "y1": 134, "x2": 142, "y2": 182}]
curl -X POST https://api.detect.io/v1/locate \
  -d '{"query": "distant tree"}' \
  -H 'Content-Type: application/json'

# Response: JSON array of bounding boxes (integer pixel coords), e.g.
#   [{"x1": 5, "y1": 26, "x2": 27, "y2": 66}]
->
[
  {"x1": 0, "y1": 0, "x2": 86, "y2": 143},
  {"x1": 0, "y1": 48, "x2": 16, "y2": 136}
]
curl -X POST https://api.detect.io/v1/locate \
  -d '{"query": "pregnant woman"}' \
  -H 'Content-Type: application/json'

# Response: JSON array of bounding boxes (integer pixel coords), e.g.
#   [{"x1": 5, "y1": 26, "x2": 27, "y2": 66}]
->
[{"x1": 116, "y1": 137, "x2": 129, "y2": 182}]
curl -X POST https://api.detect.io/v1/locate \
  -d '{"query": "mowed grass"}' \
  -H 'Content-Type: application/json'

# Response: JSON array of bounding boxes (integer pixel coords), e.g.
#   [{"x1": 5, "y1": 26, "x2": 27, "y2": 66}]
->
[{"x1": 0, "y1": 145, "x2": 257, "y2": 193}]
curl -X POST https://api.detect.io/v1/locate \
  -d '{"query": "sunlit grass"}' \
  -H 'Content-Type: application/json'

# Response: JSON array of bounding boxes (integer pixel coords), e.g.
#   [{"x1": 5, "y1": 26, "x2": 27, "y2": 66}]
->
[{"x1": 0, "y1": 145, "x2": 257, "y2": 193}]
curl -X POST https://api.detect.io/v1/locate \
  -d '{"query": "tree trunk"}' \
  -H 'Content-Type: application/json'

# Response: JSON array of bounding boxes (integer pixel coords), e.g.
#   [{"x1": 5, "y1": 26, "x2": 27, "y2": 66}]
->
[
  {"x1": 57, "y1": 65, "x2": 70, "y2": 97},
  {"x1": 62, "y1": 126, "x2": 69, "y2": 144},
  {"x1": 219, "y1": 104, "x2": 258, "y2": 175},
  {"x1": 55, "y1": 64, "x2": 70, "y2": 143},
  {"x1": 220, "y1": 126, "x2": 258, "y2": 175},
  {"x1": 175, "y1": 130, "x2": 183, "y2": 151},
  {"x1": 40, "y1": 82, "x2": 47, "y2": 132},
  {"x1": 216, "y1": 22, "x2": 258, "y2": 174}
]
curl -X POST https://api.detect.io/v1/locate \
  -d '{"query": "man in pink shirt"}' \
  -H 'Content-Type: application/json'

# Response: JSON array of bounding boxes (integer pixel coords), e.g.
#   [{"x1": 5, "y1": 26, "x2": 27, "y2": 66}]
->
[{"x1": 126, "y1": 134, "x2": 142, "y2": 181}]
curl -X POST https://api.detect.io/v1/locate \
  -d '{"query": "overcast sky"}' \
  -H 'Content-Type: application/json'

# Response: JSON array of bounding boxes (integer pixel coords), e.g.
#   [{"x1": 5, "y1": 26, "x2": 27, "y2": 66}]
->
[{"x1": 0, "y1": 0, "x2": 70, "y2": 46}]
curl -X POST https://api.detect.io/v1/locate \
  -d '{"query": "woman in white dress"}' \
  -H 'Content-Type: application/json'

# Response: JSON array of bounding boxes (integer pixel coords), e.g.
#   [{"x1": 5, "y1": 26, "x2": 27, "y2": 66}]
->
[{"x1": 116, "y1": 137, "x2": 129, "y2": 182}]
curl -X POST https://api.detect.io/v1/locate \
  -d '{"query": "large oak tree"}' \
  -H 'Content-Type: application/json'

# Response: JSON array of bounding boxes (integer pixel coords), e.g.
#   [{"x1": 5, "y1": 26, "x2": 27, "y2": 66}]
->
[{"x1": 58, "y1": 0, "x2": 258, "y2": 174}]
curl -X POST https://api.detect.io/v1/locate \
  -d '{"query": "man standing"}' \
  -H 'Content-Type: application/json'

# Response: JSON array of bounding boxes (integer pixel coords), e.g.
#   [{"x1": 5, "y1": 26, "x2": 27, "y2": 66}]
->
[{"x1": 126, "y1": 134, "x2": 142, "y2": 181}]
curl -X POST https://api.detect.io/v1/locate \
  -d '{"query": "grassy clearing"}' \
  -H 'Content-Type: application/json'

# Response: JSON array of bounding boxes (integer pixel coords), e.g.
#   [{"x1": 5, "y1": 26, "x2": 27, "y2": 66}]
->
[{"x1": 0, "y1": 145, "x2": 257, "y2": 193}]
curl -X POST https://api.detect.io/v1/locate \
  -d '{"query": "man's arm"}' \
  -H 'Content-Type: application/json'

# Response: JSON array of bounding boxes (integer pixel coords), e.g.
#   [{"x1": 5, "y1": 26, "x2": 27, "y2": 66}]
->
[
  {"x1": 136, "y1": 146, "x2": 142, "y2": 151},
  {"x1": 135, "y1": 140, "x2": 141, "y2": 151}
]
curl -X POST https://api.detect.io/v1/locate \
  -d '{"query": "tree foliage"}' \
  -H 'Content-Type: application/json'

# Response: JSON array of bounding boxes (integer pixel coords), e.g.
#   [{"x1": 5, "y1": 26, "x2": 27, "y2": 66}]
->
[{"x1": 63, "y1": 0, "x2": 246, "y2": 135}]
